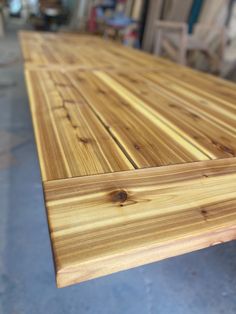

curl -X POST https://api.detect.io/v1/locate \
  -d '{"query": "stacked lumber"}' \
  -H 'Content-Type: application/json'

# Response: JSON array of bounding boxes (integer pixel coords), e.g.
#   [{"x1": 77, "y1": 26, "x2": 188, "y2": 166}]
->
[{"x1": 20, "y1": 31, "x2": 236, "y2": 288}]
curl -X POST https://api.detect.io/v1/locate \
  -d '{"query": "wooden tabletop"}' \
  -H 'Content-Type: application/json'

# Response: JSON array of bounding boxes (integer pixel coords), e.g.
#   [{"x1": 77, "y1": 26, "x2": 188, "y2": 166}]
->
[
  {"x1": 20, "y1": 31, "x2": 236, "y2": 288},
  {"x1": 19, "y1": 31, "x2": 167, "y2": 70}
]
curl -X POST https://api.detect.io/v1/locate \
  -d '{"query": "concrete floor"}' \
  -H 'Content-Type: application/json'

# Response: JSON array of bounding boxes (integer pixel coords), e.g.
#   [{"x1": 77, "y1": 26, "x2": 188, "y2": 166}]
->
[{"x1": 0, "y1": 24, "x2": 236, "y2": 314}]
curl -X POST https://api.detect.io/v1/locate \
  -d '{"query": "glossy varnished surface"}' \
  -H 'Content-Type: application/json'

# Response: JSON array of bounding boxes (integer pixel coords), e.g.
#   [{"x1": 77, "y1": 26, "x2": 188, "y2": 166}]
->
[{"x1": 20, "y1": 31, "x2": 236, "y2": 287}]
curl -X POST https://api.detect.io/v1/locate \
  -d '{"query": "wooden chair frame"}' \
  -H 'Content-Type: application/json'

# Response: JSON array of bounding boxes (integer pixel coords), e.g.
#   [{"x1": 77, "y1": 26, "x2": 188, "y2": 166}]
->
[{"x1": 154, "y1": 20, "x2": 227, "y2": 73}]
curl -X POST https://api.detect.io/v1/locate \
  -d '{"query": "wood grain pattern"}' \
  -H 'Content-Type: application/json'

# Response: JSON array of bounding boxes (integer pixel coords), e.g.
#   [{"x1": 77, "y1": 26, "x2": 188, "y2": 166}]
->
[
  {"x1": 44, "y1": 158, "x2": 236, "y2": 287},
  {"x1": 25, "y1": 70, "x2": 133, "y2": 180},
  {"x1": 20, "y1": 31, "x2": 236, "y2": 287},
  {"x1": 25, "y1": 67, "x2": 236, "y2": 180},
  {"x1": 19, "y1": 31, "x2": 174, "y2": 70}
]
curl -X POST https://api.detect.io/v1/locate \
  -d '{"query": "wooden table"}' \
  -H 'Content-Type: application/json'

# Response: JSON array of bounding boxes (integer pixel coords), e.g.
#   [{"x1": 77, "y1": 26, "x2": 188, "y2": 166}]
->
[{"x1": 20, "y1": 31, "x2": 236, "y2": 288}]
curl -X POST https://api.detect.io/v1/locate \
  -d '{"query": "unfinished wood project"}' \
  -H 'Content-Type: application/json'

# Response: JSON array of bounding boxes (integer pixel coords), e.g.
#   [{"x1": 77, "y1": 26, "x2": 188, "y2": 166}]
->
[{"x1": 20, "y1": 31, "x2": 236, "y2": 288}]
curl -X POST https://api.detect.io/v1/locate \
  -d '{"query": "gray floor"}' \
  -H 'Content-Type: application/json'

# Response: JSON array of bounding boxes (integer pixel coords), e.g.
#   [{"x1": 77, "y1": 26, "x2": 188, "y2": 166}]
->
[{"x1": 0, "y1": 24, "x2": 236, "y2": 314}]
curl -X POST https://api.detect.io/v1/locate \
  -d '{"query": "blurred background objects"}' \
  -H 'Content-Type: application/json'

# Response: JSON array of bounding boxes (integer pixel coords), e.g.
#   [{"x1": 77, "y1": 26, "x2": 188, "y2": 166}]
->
[{"x1": 1, "y1": 0, "x2": 236, "y2": 77}]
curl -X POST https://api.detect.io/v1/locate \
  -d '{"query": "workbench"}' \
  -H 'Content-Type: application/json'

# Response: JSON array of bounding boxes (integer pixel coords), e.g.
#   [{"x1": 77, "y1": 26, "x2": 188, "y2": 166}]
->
[{"x1": 20, "y1": 31, "x2": 236, "y2": 288}]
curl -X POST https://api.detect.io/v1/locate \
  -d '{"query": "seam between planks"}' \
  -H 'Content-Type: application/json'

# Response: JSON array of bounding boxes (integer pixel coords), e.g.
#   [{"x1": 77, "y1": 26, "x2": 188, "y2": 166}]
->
[
  {"x1": 94, "y1": 71, "x2": 214, "y2": 161},
  {"x1": 66, "y1": 72, "x2": 139, "y2": 170},
  {"x1": 42, "y1": 156, "x2": 236, "y2": 184}
]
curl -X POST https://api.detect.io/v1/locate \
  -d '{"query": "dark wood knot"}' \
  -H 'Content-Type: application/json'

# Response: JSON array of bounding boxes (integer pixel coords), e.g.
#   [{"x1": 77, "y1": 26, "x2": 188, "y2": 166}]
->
[
  {"x1": 111, "y1": 189, "x2": 128, "y2": 204},
  {"x1": 134, "y1": 144, "x2": 141, "y2": 150},
  {"x1": 78, "y1": 137, "x2": 90, "y2": 144}
]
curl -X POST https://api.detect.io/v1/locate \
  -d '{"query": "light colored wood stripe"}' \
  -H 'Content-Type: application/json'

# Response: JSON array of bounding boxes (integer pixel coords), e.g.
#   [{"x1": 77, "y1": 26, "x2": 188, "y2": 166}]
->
[
  {"x1": 109, "y1": 70, "x2": 236, "y2": 158},
  {"x1": 68, "y1": 70, "x2": 195, "y2": 166},
  {"x1": 95, "y1": 71, "x2": 210, "y2": 160}
]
